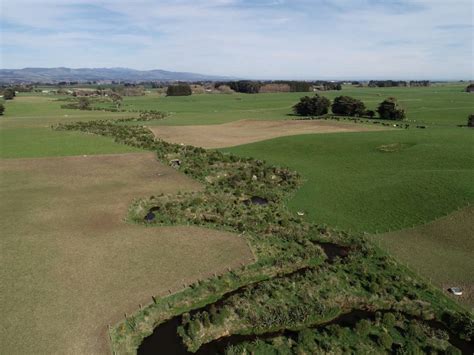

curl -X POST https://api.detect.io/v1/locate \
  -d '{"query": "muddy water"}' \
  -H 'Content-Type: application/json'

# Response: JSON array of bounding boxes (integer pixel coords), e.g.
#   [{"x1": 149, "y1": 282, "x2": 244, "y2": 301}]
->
[
  {"x1": 144, "y1": 206, "x2": 160, "y2": 222},
  {"x1": 318, "y1": 242, "x2": 351, "y2": 263},
  {"x1": 243, "y1": 196, "x2": 269, "y2": 206}
]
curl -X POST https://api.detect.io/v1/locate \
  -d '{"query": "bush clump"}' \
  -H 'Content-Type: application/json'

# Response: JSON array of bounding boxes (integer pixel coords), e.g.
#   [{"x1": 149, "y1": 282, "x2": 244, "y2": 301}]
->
[
  {"x1": 377, "y1": 97, "x2": 406, "y2": 120},
  {"x1": 331, "y1": 95, "x2": 366, "y2": 116},
  {"x1": 166, "y1": 84, "x2": 192, "y2": 96},
  {"x1": 1, "y1": 88, "x2": 16, "y2": 100},
  {"x1": 293, "y1": 94, "x2": 331, "y2": 116},
  {"x1": 467, "y1": 114, "x2": 474, "y2": 127}
]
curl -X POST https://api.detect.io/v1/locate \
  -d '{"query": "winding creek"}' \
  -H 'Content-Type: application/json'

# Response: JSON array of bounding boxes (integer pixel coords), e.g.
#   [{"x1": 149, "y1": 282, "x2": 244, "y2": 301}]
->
[
  {"x1": 137, "y1": 242, "x2": 472, "y2": 355},
  {"x1": 138, "y1": 307, "x2": 473, "y2": 355}
]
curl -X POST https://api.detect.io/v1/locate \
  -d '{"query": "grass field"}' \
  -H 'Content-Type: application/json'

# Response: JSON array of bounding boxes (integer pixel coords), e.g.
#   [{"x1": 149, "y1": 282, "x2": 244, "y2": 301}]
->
[
  {"x1": 225, "y1": 128, "x2": 473, "y2": 233},
  {"x1": 93, "y1": 83, "x2": 472, "y2": 127},
  {"x1": 1, "y1": 84, "x2": 471, "y2": 158},
  {"x1": 0, "y1": 85, "x2": 472, "y2": 353},
  {"x1": 0, "y1": 95, "x2": 135, "y2": 159},
  {"x1": 0, "y1": 153, "x2": 253, "y2": 354},
  {"x1": 375, "y1": 206, "x2": 474, "y2": 308},
  {"x1": 224, "y1": 126, "x2": 473, "y2": 303}
]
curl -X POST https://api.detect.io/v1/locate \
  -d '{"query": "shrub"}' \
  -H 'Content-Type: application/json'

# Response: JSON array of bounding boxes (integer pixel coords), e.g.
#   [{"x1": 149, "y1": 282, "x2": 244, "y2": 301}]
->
[
  {"x1": 445, "y1": 345, "x2": 462, "y2": 355},
  {"x1": 166, "y1": 84, "x2": 192, "y2": 96},
  {"x1": 355, "y1": 319, "x2": 371, "y2": 336},
  {"x1": 467, "y1": 114, "x2": 474, "y2": 127},
  {"x1": 77, "y1": 97, "x2": 91, "y2": 110},
  {"x1": 293, "y1": 94, "x2": 331, "y2": 116},
  {"x1": 382, "y1": 312, "x2": 396, "y2": 327},
  {"x1": 366, "y1": 110, "x2": 376, "y2": 119},
  {"x1": 377, "y1": 97, "x2": 406, "y2": 120},
  {"x1": 0, "y1": 103, "x2": 4, "y2": 115},
  {"x1": 110, "y1": 92, "x2": 123, "y2": 108},
  {"x1": 377, "y1": 332, "x2": 393, "y2": 349},
  {"x1": 331, "y1": 96, "x2": 366, "y2": 116},
  {"x1": 2, "y1": 88, "x2": 16, "y2": 100}
]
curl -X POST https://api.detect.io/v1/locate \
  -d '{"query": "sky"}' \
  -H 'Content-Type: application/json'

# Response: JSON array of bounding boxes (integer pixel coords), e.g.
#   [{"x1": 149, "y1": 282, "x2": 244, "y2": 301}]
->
[{"x1": 0, "y1": 0, "x2": 473, "y2": 79}]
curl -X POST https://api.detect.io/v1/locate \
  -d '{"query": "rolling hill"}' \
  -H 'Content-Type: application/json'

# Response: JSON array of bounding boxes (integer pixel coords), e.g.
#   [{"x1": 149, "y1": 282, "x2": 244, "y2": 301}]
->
[{"x1": 0, "y1": 67, "x2": 234, "y2": 83}]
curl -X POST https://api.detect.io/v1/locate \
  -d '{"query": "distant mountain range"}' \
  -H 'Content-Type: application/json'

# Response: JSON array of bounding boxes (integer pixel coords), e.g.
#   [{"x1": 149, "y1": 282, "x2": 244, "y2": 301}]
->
[{"x1": 0, "y1": 67, "x2": 235, "y2": 83}]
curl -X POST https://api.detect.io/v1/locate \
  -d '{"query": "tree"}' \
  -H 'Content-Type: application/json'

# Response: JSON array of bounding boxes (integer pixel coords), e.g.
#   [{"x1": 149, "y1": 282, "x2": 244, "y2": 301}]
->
[
  {"x1": 0, "y1": 103, "x2": 4, "y2": 115},
  {"x1": 468, "y1": 114, "x2": 474, "y2": 127},
  {"x1": 377, "y1": 97, "x2": 406, "y2": 120},
  {"x1": 167, "y1": 83, "x2": 192, "y2": 96},
  {"x1": 3, "y1": 88, "x2": 16, "y2": 100},
  {"x1": 293, "y1": 94, "x2": 331, "y2": 116},
  {"x1": 331, "y1": 96, "x2": 366, "y2": 116}
]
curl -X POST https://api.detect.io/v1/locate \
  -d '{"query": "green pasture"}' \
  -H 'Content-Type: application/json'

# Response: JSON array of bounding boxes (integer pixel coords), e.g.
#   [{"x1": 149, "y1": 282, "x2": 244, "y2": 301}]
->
[
  {"x1": 0, "y1": 127, "x2": 140, "y2": 158},
  {"x1": 1, "y1": 83, "x2": 471, "y2": 158},
  {"x1": 0, "y1": 95, "x2": 135, "y2": 158},
  {"x1": 225, "y1": 127, "x2": 474, "y2": 234},
  {"x1": 94, "y1": 83, "x2": 473, "y2": 126}
]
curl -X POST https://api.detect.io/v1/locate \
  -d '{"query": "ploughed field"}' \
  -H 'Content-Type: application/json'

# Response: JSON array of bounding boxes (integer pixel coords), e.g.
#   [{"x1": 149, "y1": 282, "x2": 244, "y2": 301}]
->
[
  {"x1": 150, "y1": 119, "x2": 385, "y2": 148},
  {"x1": 0, "y1": 153, "x2": 253, "y2": 354}
]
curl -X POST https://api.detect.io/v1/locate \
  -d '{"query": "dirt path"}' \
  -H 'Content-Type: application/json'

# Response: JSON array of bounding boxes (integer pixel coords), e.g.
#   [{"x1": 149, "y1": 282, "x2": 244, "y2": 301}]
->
[
  {"x1": 150, "y1": 119, "x2": 386, "y2": 148},
  {"x1": 0, "y1": 153, "x2": 253, "y2": 354}
]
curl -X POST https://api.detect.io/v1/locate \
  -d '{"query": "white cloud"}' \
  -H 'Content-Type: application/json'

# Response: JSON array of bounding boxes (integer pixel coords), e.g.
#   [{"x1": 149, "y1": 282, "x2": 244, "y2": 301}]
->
[{"x1": 0, "y1": 0, "x2": 472, "y2": 78}]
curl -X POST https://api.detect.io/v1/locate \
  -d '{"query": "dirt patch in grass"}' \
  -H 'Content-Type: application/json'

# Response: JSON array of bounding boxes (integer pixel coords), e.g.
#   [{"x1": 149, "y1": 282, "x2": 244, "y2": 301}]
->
[
  {"x1": 0, "y1": 153, "x2": 253, "y2": 354},
  {"x1": 150, "y1": 119, "x2": 386, "y2": 148},
  {"x1": 375, "y1": 206, "x2": 474, "y2": 309}
]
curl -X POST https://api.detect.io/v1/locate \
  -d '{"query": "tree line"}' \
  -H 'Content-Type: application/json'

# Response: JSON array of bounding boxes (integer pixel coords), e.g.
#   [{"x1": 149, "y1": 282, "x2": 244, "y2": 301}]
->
[
  {"x1": 293, "y1": 94, "x2": 406, "y2": 120},
  {"x1": 213, "y1": 81, "x2": 343, "y2": 94},
  {"x1": 368, "y1": 80, "x2": 430, "y2": 87}
]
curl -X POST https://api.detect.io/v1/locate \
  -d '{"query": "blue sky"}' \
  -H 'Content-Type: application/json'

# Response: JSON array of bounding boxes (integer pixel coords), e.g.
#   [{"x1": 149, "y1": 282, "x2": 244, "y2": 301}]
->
[{"x1": 0, "y1": 0, "x2": 472, "y2": 79}]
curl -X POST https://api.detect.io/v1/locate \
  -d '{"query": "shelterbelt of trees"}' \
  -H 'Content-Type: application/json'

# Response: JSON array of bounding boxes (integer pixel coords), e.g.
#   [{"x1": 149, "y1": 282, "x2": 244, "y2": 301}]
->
[{"x1": 293, "y1": 94, "x2": 406, "y2": 120}]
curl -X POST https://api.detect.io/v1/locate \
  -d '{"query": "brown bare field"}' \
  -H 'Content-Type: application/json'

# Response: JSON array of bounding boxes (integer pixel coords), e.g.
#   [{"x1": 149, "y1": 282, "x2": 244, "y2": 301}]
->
[
  {"x1": 0, "y1": 153, "x2": 253, "y2": 354},
  {"x1": 150, "y1": 119, "x2": 386, "y2": 148}
]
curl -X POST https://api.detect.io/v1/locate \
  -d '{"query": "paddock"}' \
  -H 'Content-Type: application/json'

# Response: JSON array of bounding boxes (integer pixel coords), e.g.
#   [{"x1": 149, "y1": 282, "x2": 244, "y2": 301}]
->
[
  {"x1": 0, "y1": 152, "x2": 253, "y2": 354},
  {"x1": 150, "y1": 119, "x2": 386, "y2": 148}
]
